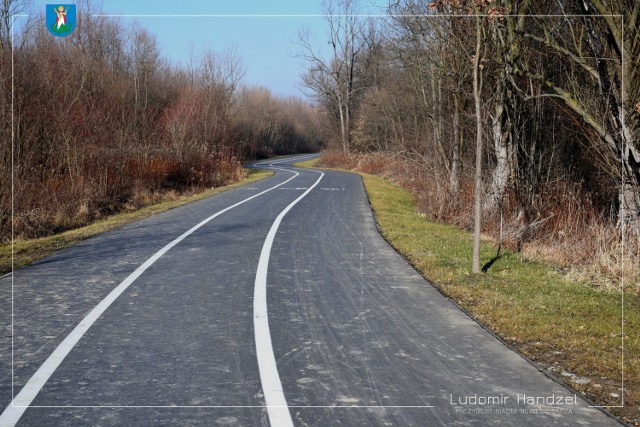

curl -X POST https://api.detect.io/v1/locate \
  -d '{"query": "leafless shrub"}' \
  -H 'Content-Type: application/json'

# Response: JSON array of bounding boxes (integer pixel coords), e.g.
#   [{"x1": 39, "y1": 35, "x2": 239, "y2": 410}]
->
[
  {"x1": 322, "y1": 150, "x2": 639, "y2": 292},
  {"x1": 1, "y1": 7, "x2": 326, "y2": 243}
]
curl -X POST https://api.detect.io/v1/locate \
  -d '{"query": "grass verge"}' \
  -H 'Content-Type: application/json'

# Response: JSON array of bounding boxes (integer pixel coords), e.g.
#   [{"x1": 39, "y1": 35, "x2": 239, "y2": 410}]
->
[
  {"x1": 0, "y1": 169, "x2": 273, "y2": 275},
  {"x1": 299, "y1": 158, "x2": 638, "y2": 424},
  {"x1": 293, "y1": 158, "x2": 322, "y2": 168}
]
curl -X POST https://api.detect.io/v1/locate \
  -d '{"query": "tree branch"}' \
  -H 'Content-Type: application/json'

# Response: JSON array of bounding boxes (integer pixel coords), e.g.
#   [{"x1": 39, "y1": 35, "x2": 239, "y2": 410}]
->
[
  {"x1": 514, "y1": 67, "x2": 618, "y2": 153},
  {"x1": 518, "y1": 31, "x2": 600, "y2": 83}
]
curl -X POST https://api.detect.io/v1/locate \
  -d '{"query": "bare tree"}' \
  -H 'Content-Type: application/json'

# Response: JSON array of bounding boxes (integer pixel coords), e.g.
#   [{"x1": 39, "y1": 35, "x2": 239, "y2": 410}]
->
[
  {"x1": 0, "y1": 0, "x2": 30, "y2": 53},
  {"x1": 511, "y1": 1, "x2": 640, "y2": 226},
  {"x1": 196, "y1": 46, "x2": 244, "y2": 152},
  {"x1": 472, "y1": 8, "x2": 485, "y2": 274},
  {"x1": 0, "y1": 2, "x2": 321, "y2": 242},
  {"x1": 299, "y1": 0, "x2": 365, "y2": 152}
]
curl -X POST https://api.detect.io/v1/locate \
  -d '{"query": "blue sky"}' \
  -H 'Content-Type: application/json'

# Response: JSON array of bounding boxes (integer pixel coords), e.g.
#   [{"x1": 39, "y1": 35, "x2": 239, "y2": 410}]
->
[{"x1": 27, "y1": 1, "x2": 388, "y2": 98}]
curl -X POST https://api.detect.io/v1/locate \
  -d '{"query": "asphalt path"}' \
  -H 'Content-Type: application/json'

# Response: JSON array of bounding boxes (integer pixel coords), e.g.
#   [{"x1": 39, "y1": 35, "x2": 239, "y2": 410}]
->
[{"x1": 0, "y1": 154, "x2": 621, "y2": 426}]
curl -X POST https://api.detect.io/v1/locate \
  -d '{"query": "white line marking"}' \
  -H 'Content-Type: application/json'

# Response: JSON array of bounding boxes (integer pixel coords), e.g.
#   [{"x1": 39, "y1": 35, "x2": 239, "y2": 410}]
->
[
  {"x1": 254, "y1": 168, "x2": 324, "y2": 427},
  {"x1": 0, "y1": 170, "x2": 300, "y2": 427},
  {"x1": 92, "y1": 13, "x2": 620, "y2": 17},
  {"x1": 22, "y1": 405, "x2": 435, "y2": 408},
  {"x1": 270, "y1": 154, "x2": 317, "y2": 165},
  {"x1": 253, "y1": 153, "x2": 317, "y2": 167}
]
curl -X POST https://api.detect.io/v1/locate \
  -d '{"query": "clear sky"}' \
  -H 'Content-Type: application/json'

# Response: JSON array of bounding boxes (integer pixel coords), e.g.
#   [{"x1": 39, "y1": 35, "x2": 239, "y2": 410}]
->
[{"x1": 26, "y1": 1, "x2": 387, "y2": 99}]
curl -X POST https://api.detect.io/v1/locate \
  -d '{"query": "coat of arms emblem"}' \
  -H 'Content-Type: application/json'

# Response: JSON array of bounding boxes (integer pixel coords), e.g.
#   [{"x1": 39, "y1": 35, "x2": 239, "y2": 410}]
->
[{"x1": 46, "y1": 4, "x2": 76, "y2": 37}]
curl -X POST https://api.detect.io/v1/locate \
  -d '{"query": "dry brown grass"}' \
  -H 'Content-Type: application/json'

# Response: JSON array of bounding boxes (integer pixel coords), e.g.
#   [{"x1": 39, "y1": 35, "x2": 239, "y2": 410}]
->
[
  {"x1": 319, "y1": 150, "x2": 639, "y2": 292},
  {"x1": 314, "y1": 153, "x2": 639, "y2": 423},
  {"x1": 0, "y1": 169, "x2": 273, "y2": 275},
  {"x1": 8, "y1": 151, "x2": 247, "y2": 243}
]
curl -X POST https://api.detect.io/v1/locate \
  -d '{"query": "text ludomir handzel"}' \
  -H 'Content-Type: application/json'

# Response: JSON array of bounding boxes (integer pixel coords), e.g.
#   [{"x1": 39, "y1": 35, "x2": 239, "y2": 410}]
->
[{"x1": 450, "y1": 393, "x2": 579, "y2": 406}]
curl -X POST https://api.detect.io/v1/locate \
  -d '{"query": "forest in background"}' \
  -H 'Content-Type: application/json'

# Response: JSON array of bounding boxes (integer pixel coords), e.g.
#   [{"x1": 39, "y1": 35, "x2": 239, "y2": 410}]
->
[
  {"x1": 0, "y1": 1, "x2": 327, "y2": 242},
  {"x1": 1, "y1": 0, "x2": 638, "y2": 289},
  {"x1": 301, "y1": 0, "x2": 639, "y2": 289}
]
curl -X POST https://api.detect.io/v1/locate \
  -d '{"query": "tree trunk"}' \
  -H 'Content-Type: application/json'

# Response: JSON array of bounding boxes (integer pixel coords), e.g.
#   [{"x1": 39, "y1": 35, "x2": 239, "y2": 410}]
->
[
  {"x1": 336, "y1": 88, "x2": 348, "y2": 152},
  {"x1": 621, "y1": 140, "x2": 640, "y2": 228},
  {"x1": 472, "y1": 13, "x2": 484, "y2": 274},
  {"x1": 449, "y1": 93, "x2": 461, "y2": 194},
  {"x1": 490, "y1": 96, "x2": 509, "y2": 211},
  {"x1": 618, "y1": 38, "x2": 640, "y2": 228}
]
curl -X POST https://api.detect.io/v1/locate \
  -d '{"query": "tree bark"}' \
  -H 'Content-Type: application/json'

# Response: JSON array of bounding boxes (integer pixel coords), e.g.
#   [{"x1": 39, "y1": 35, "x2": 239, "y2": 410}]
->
[
  {"x1": 449, "y1": 93, "x2": 462, "y2": 194},
  {"x1": 472, "y1": 13, "x2": 484, "y2": 274},
  {"x1": 489, "y1": 81, "x2": 510, "y2": 211}
]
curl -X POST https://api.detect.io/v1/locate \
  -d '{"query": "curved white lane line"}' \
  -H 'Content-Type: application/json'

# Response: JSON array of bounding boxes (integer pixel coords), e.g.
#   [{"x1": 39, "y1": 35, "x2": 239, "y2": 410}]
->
[
  {"x1": 253, "y1": 153, "x2": 317, "y2": 167},
  {"x1": 254, "y1": 154, "x2": 312, "y2": 166},
  {"x1": 254, "y1": 167, "x2": 324, "y2": 427},
  {"x1": 0, "y1": 169, "x2": 300, "y2": 427}
]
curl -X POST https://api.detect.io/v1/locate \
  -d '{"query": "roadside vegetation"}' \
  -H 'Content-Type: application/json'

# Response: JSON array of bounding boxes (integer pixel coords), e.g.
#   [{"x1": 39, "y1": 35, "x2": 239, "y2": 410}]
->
[
  {"x1": 362, "y1": 170, "x2": 639, "y2": 424},
  {"x1": 0, "y1": 1, "x2": 327, "y2": 244},
  {"x1": 0, "y1": 169, "x2": 273, "y2": 275},
  {"x1": 297, "y1": 156, "x2": 638, "y2": 424},
  {"x1": 299, "y1": 1, "x2": 638, "y2": 420},
  {"x1": 298, "y1": 0, "x2": 639, "y2": 291}
]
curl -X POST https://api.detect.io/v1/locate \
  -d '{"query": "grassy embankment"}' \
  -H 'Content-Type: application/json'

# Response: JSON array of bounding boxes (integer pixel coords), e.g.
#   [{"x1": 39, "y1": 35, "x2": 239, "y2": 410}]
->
[
  {"x1": 0, "y1": 169, "x2": 273, "y2": 275},
  {"x1": 295, "y1": 157, "x2": 638, "y2": 423}
]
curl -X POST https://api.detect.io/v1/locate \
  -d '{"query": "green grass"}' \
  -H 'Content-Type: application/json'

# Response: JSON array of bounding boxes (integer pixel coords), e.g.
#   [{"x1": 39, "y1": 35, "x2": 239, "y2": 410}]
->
[
  {"x1": 293, "y1": 157, "x2": 322, "y2": 168},
  {"x1": 303, "y1": 159, "x2": 638, "y2": 421},
  {"x1": 0, "y1": 169, "x2": 273, "y2": 274}
]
